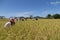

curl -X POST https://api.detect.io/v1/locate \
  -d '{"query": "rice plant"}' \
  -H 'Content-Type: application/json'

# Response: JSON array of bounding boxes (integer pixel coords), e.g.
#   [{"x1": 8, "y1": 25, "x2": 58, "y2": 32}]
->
[{"x1": 0, "y1": 19, "x2": 60, "y2": 40}]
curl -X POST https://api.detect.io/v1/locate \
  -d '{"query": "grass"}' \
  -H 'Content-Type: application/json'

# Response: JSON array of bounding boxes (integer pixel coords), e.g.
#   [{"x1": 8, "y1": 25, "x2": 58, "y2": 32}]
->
[{"x1": 0, "y1": 19, "x2": 60, "y2": 40}]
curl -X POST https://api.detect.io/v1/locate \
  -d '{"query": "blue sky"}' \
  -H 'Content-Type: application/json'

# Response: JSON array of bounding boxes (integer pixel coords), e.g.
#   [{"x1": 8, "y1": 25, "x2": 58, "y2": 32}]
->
[{"x1": 0, "y1": 0, "x2": 60, "y2": 18}]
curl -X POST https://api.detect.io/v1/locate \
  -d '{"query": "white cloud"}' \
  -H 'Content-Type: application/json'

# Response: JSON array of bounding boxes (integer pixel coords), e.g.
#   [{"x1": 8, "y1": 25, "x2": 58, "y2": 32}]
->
[
  {"x1": 40, "y1": 10, "x2": 55, "y2": 17},
  {"x1": 40, "y1": 10, "x2": 49, "y2": 17},
  {"x1": 50, "y1": 1, "x2": 60, "y2": 5},
  {"x1": 15, "y1": 11, "x2": 34, "y2": 17}
]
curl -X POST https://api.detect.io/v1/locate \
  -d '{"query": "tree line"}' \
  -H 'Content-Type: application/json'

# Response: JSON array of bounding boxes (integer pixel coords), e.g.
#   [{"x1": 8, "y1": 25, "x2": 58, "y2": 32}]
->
[
  {"x1": 46, "y1": 13, "x2": 60, "y2": 19},
  {"x1": 0, "y1": 13, "x2": 60, "y2": 19},
  {"x1": 14, "y1": 13, "x2": 60, "y2": 19}
]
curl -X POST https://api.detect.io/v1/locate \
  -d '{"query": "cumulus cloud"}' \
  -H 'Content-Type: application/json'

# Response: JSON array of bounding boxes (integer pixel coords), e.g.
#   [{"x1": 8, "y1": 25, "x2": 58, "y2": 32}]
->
[
  {"x1": 40, "y1": 9, "x2": 55, "y2": 17},
  {"x1": 50, "y1": 1, "x2": 60, "y2": 4},
  {"x1": 15, "y1": 11, "x2": 34, "y2": 17},
  {"x1": 40, "y1": 10, "x2": 49, "y2": 17}
]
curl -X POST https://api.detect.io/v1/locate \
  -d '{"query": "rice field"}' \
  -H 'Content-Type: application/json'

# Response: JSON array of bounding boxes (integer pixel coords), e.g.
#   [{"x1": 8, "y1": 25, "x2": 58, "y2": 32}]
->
[{"x1": 0, "y1": 19, "x2": 60, "y2": 40}]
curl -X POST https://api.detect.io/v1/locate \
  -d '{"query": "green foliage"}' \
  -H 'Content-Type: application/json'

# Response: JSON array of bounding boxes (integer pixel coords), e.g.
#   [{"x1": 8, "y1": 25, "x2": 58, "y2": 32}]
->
[
  {"x1": 46, "y1": 14, "x2": 52, "y2": 19},
  {"x1": 29, "y1": 15, "x2": 33, "y2": 19},
  {"x1": 46, "y1": 13, "x2": 60, "y2": 19},
  {"x1": 52, "y1": 14, "x2": 60, "y2": 19}
]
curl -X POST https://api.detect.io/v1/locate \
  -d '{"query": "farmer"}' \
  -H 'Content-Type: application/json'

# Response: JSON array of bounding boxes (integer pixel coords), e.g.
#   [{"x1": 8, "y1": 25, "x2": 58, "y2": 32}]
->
[
  {"x1": 9, "y1": 17, "x2": 15, "y2": 25},
  {"x1": 4, "y1": 17, "x2": 15, "y2": 28}
]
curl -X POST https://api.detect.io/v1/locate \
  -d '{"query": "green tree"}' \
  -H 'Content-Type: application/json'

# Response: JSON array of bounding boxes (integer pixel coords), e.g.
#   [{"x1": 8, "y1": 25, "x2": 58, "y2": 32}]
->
[
  {"x1": 46, "y1": 14, "x2": 52, "y2": 19},
  {"x1": 29, "y1": 15, "x2": 33, "y2": 19},
  {"x1": 52, "y1": 14, "x2": 60, "y2": 19}
]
